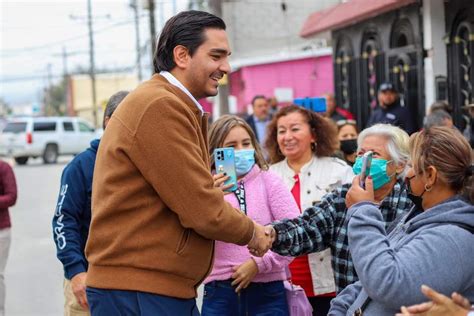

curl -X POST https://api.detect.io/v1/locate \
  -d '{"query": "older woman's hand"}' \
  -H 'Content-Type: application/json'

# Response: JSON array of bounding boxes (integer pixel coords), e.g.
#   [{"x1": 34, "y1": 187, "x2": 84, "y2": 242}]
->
[{"x1": 345, "y1": 175, "x2": 375, "y2": 209}]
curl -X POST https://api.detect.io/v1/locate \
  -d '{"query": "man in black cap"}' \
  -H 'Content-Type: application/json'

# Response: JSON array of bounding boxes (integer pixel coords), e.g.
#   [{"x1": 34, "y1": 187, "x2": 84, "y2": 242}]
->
[{"x1": 367, "y1": 82, "x2": 417, "y2": 134}]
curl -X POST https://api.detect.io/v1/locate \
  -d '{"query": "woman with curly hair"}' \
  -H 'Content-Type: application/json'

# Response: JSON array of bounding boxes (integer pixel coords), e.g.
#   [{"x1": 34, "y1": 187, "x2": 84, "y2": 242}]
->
[{"x1": 265, "y1": 105, "x2": 354, "y2": 316}]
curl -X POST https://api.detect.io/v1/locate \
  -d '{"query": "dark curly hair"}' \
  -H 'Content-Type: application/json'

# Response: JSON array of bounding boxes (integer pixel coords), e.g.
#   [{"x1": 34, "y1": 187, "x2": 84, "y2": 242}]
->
[{"x1": 265, "y1": 105, "x2": 339, "y2": 164}]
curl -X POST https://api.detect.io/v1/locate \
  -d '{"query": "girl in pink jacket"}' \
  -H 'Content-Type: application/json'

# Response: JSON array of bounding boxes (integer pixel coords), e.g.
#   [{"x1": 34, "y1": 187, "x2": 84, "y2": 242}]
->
[{"x1": 202, "y1": 115, "x2": 300, "y2": 316}]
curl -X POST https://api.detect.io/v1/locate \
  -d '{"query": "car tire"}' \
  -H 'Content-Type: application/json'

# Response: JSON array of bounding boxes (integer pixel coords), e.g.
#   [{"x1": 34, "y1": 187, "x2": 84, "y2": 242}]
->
[
  {"x1": 14, "y1": 157, "x2": 29, "y2": 165},
  {"x1": 43, "y1": 144, "x2": 58, "y2": 164}
]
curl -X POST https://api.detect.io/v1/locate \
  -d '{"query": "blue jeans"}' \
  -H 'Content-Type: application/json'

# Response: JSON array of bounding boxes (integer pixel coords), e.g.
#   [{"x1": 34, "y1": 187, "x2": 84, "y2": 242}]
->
[
  {"x1": 86, "y1": 287, "x2": 200, "y2": 316},
  {"x1": 202, "y1": 280, "x2": 289, "y2": 316}
]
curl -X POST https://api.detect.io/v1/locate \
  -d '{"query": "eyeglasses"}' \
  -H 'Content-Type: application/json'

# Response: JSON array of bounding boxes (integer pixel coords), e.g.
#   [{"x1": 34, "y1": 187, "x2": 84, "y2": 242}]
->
[{"x1": 336, "y1": 119, "x2": 357, "y2": 127}]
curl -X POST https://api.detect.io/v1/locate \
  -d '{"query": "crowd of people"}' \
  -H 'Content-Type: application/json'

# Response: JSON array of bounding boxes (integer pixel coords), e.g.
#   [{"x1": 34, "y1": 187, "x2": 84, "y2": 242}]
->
[
  {"x1": 50, "y1": 9, "x2": 473, "y2": 316},
  {"x1": 0, "y1": 9, "x2": 472, "y2": 316}
]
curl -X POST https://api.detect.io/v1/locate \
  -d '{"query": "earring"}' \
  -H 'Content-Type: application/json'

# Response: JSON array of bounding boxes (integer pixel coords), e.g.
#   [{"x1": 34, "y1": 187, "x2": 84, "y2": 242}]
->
[
  {"x1": 424, "y1": 184, "x2": 433, "y2": 192},
  {"x1": 311, "y1": 142, "x2": 317, "y2": 151}
]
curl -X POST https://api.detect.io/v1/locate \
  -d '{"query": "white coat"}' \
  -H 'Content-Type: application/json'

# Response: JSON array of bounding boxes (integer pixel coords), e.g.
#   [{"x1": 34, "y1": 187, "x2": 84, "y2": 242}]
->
[{"x1": 271, "y1": 155, "x2": 354, "y2": 295}]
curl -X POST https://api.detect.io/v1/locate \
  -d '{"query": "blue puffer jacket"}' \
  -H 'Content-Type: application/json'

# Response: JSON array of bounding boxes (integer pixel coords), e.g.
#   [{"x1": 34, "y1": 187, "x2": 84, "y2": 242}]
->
[
  {"x1": 330, "y1": 196, "x2": 474, "y2": 316},
  {"x1": 52, "y1": 139, "x2": 99, "y2": 279}
]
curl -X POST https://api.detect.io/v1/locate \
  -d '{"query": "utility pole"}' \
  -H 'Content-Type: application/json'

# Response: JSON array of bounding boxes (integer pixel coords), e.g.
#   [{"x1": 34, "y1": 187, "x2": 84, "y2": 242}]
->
[
  {"x1": 148, "y1": 0, "x2": 157, "y2": 72},
  {"x1": 62, "y1": 46, "x2": 69, "y2": 115},
  {"x1": 46, "y1": 63, "x2": 53, "y2": 115},
  {"x1": 207, "y1": 0, "x2": 228, "y2": 117},
  {"x1": 62, "y1": 47, "x2": 69, "y2": 79},
  {"x1": 130, "y1": 0, "x2": 143, "y2": 81},
  {"x1": 172, "y1": 0, "x2": 177, "y2": 14},
  {"x1": 158, "y1": 1, "x2": 164, "y2": 31},
  {"x1": 87, "y1": 0, "x2": 98, "y2": 128}
]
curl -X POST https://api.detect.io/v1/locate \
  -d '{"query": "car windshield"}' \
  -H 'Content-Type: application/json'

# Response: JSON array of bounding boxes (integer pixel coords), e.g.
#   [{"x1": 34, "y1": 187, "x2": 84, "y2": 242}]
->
[{"x1": 3, "y1": 122, "x2": 27, "y2": 133}]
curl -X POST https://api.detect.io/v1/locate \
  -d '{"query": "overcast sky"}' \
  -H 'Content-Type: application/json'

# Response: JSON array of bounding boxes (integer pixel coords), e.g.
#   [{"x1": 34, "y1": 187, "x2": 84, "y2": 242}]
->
[{"x1": 1, "y1": 0, "x2": 189, "y2": 106}]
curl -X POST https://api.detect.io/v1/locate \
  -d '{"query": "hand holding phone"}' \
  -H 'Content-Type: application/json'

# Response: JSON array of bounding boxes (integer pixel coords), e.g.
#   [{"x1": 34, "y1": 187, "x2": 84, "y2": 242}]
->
[
  {"x1": 359, "y1": 151, "x2": 373, "y2": 189},
  {"x1": 214, "y1": 147, "x2": 238, "y2": 192}
]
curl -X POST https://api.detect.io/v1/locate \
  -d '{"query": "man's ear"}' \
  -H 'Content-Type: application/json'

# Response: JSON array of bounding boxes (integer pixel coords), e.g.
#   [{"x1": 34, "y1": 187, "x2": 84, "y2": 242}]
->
[{"x1": 173, "y1": 45, "x2": 190, "y2": 69}]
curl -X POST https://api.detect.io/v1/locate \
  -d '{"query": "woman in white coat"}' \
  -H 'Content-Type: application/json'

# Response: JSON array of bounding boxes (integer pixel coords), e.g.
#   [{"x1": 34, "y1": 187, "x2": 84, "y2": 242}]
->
[{"x1": 265, "y1": 105, "x2": 354, "y2": 316}]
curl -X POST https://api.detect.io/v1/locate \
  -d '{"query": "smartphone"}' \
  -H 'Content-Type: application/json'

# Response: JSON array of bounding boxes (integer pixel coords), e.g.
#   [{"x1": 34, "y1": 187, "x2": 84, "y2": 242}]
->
[
  {"x1": 214, "y1": 147, "x2": 238, "y2": 192},
  {"x1": 359, "y1": 151, "x2": 373, "y2": 189},
  {"x1": 293, "y1": 97, "x2": 327, "y2": 113}
]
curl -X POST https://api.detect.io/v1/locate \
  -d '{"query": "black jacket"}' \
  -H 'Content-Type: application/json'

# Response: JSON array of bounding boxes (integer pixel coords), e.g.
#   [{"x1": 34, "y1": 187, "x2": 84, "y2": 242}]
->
[{"x1": 367, "y1": 100, "x2": 418, "y2": 134}]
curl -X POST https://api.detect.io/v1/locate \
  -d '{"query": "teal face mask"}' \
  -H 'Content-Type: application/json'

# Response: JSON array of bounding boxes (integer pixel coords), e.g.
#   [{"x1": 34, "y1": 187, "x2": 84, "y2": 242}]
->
[
  {"x1": 234, "y1": 149, "x2": 256, "y2": 177},
  {"x1": 353, "y1": 156, "x2": 395, "y2": 190}
]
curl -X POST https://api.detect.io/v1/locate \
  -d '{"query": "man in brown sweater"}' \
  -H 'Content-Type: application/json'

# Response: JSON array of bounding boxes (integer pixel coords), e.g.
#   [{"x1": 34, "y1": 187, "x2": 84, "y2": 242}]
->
[{"x1": 85, "y1": 10, "x2": 273, "y2": 315}]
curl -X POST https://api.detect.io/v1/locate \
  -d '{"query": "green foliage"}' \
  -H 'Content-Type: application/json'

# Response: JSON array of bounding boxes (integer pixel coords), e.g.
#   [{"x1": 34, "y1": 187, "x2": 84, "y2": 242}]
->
[
  {"x1": 44, "y1": 79, "x2": 67, "y2": 116},
  {"x1": 0, "y1": 97, "x2": 11, "y2": 116}
]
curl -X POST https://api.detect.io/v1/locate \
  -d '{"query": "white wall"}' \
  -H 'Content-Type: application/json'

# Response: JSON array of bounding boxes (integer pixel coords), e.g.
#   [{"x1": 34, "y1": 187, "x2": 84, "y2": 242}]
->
[
  {"x1": 222, "y1": 0, "x2": 341, "y2": 59},
  {"x1": 423, "y1": 0, "x2": 448, "y2": 110}
]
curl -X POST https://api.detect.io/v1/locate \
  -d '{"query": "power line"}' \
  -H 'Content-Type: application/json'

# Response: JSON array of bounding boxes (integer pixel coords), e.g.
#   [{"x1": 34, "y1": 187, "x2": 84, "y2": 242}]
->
[
  {"x1": 1, "y1": 66, "x2": 136, "y2": 83},
  {"x1": 1, "y1": 15, "x2": 147, "y2": 55}
]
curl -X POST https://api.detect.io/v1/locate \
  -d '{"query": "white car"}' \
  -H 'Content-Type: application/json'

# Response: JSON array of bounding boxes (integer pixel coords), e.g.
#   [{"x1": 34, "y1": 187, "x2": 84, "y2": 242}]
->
[{"x1": 0, "y1": 116, "x2": 98, "y2": 165}]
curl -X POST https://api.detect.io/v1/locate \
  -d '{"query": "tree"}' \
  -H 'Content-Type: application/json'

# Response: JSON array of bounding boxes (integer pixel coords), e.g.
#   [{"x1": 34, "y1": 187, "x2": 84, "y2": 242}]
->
[
  {"x1": 188, "y1": 0, "x2": 207, "y2": 10},
  {"x1": 0, "y1": 97, "x2": 11, "y2": 116},
  {"x1": 44, "y1": 79, "x2": 67, "y2": 116}
]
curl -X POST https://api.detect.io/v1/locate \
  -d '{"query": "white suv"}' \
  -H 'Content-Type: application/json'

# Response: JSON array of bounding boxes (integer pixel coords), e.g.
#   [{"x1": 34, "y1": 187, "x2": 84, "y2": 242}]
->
[{"x1": 0, "y1": 116, "x2": 97, "y2": 165}]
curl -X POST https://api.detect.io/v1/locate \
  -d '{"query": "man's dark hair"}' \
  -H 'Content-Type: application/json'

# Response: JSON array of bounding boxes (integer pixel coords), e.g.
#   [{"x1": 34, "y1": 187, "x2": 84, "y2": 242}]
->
[
  {"x1": 153, "y1": 10, "x2": 226, "y2": 73},
  {"x1": 430, "y1": 100, "x2": 453, "y2": 114},
  {"x1": 251, "y1": 95, "x2": 266, "y2": 106},
  {"x1": 424, "y1": 109, "x2": 452, "y2": 129},
  {"x1": 103, "y1": 90, "x2": 129, "y2": 128}
]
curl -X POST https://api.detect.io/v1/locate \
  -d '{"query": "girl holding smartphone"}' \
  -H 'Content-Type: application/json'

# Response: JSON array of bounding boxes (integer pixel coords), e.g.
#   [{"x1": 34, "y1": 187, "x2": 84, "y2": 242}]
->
[{"x1": 202, "y1": 115, "x2": 300, "y2": 316}]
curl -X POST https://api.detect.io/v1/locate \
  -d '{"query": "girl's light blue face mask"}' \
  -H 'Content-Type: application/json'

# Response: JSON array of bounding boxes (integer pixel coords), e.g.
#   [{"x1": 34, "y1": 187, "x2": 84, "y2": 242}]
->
[
  {"x1": 234, "y1": 149, "x2": 256, "y2": 177},
  {"x1": 353, "y1": 156, "x2": 395, "y2": 190}
]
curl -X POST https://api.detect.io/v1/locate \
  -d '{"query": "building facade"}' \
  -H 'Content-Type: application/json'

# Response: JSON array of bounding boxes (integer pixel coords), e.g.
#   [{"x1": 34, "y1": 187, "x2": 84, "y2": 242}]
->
[{"x1": 301, "y1": 0, "x2": 474, "y2": 131}]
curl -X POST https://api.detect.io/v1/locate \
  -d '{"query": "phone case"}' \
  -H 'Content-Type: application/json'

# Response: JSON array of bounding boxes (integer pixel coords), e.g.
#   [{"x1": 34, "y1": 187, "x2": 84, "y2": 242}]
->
[
  {"x1": 359, "y1": 152, "x2": 373, "y2": 189},
  {"x1": 214, "y1": 147, "x2": 238, "y2": 192}
]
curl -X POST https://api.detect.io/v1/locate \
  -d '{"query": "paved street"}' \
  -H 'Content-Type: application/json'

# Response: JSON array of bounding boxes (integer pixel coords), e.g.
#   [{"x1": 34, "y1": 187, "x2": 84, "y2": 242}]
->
[{"x1": 4, "y1": 156, "x2": 203, "y2": 316}]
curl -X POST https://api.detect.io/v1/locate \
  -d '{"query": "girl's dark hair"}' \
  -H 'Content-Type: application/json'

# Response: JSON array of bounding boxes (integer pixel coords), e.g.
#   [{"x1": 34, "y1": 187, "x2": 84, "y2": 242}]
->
[
  {"x1": 409, "y1": 126, "x2": 473, "y2": 203},
  {"x1": 153, "y1": 10, "x2": 226, "y2": 73},
  {"x1": 265, "y1": 105, "x2": 339, "y2": 164}
]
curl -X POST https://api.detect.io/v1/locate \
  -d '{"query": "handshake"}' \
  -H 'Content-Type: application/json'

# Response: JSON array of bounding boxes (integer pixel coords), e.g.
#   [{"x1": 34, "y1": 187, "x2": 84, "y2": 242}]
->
[{"x1": 247, "y1": 223, "x2": 276, "y2": 257}]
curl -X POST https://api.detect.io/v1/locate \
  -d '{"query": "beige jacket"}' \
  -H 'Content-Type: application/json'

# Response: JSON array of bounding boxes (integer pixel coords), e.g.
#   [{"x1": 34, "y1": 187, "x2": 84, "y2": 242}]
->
[{"x1": 271, "y1": 156, "x2": 354, "y2": 294}]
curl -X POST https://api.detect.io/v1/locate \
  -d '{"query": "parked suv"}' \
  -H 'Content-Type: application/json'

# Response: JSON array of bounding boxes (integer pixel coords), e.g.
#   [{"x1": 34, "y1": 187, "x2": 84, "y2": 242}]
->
[{"x1": 0, "y1": 116, "x2": 97, "y2": 165}]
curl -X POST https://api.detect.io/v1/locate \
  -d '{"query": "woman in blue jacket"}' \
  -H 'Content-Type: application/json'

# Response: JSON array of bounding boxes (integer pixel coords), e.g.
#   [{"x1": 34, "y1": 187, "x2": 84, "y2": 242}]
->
[{"x1": 330, "y1": 126, "x2": 474, "y2": 316}]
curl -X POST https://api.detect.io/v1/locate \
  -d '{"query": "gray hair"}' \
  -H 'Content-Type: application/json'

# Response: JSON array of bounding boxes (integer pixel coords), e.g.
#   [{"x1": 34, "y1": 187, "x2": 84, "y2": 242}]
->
[
  {"x1": 424, "y1": 110, "x2": 452, "y2": 129},
  {"x1": 358, "y1": 124, "x2": 410, "y2": 178},
  {"x1": 103, "y1": 90, "x2": 129, "y2": 128}
]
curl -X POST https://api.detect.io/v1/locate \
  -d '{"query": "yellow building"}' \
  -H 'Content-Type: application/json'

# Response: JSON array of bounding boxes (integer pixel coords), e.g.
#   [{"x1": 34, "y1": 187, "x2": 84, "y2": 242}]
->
[{"x1": 68, "y1": 73, "x2": 138, "y2": 127}]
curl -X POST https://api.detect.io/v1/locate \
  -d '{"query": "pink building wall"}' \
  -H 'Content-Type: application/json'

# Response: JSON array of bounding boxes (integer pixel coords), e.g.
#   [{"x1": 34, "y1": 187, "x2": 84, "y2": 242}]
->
[{"x1": 230, "y1": 55, "x2": 334, "y2": 113}]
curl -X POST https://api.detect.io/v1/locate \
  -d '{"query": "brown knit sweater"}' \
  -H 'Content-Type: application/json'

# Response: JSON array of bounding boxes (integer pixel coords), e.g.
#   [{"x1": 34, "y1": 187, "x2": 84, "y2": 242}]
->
[{"x1": 85, "y1": 75, "x2": 254, "y2": 298}]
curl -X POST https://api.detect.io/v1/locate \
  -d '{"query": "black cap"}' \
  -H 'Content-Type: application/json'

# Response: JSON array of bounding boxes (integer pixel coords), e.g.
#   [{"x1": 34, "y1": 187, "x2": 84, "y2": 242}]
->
[{"x1": 379, "y1": 82, "x2": 397, "y2": 93}]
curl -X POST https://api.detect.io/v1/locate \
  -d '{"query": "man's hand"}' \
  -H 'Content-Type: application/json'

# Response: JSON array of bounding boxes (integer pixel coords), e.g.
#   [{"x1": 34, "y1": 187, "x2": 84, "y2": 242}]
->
[
  {"x1": 71, "y1": 272, "x2": 89, "y2": 310},
  {"x1": 247, "y1": 223, "x2": 274, "y2": 257},
  {"x1": 231, "y1": 259, "x2": 259, "y2": 293},
  {"x1": 396, "y1": 285, "x2": 470, "y2": 316},
  {"x1": 345, "y1": 175, "x2": 375, "y2": 209}
]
